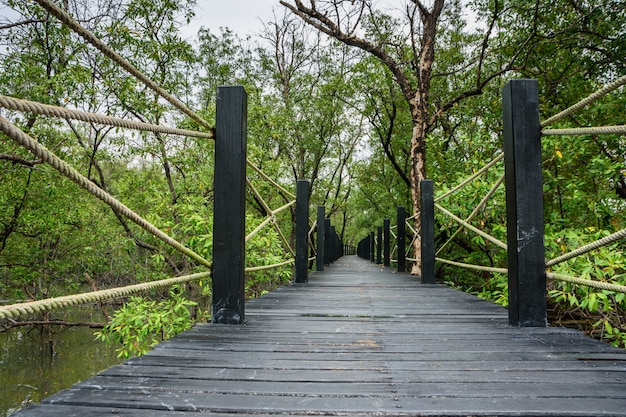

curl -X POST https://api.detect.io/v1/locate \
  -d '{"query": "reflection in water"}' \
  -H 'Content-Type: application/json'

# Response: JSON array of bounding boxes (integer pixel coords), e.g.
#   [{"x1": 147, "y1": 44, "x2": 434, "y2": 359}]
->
[{"x1": 0, "y1": 307, "x2": 121, "y2": 416}]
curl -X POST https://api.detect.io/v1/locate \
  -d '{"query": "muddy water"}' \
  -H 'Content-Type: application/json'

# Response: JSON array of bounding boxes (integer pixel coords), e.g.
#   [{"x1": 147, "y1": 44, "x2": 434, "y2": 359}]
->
[{"x1": 0, "y1": 308, "x2": 121, "y2": 416}]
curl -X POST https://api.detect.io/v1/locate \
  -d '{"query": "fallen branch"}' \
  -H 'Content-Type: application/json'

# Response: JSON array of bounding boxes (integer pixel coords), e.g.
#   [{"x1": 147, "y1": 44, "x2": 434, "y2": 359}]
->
[{"x1": 1, "y1": 318, "x2": 104, "y2": 332}]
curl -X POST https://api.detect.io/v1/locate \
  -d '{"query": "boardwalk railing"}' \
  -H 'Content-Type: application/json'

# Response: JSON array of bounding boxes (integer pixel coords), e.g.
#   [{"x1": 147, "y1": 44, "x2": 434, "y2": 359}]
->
[
  {"x1": 358, "y1": 76, "x2": 625, "y2": 329},
  {"x1": 0, "y1": 2, "x2": 347, "y2": 325}
]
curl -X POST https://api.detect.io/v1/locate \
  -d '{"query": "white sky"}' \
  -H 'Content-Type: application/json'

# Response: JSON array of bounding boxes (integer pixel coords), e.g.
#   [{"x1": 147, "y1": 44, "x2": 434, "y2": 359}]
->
[{"x1": 183, "y1": 0, "x2": 284, "y2": 39}]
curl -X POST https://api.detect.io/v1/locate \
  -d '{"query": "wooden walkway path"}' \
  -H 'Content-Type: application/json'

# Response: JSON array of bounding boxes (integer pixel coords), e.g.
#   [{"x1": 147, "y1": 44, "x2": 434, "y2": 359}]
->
[{"x1": 14, "y1": 256, "x2": 626, "y2": 416}]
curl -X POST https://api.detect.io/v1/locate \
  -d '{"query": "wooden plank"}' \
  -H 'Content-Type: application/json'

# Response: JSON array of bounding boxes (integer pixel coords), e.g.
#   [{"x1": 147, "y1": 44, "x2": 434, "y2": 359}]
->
[{"x1": 12, "y1": 255, "x2": 626, "y2": 417}]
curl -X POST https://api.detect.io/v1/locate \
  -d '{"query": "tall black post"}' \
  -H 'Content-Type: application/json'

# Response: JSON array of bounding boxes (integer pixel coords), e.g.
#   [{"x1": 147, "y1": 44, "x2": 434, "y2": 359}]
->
[
  {"x1": 370, "y1": 231, "x2": 375, "y2": 263},
  {"x1": 397, "y1": 207, "x2": 406, "y2": 273},
  {"x1": 359, "y1": 235, "x2": 370, "y2": 260},
  {"x1": 324, "y1": 218, "x2": 331, "y2": 265},
  {"x1": 383, "y1": 218, "x2": 390, "y2": 267},
  {"x1": 212, "y1": 86, "x2": 247, "y2": 324},
  {"x1": 295, "y1": 180, "x2": 309, "y2": 283},
  {"x1": 420, "y1": 180, "x2": 435, "y2": 284},
  {"x1": 502, "y1": 79, "x2": 546, "y2": 327},
  {"x1": 316, "y1": 206, "x2": 325, "y2": 271},
  {"x1": 376, "y1": 226, "x2": 382, "y2": 264},
  {"x1": 330, "y1": 226, "x2": 337, "y2": 262}
]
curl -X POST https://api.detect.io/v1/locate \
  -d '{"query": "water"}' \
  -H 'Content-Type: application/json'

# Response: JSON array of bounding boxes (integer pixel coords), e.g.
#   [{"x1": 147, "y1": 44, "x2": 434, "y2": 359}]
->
[{"x1": 0, "y1": 308, "x2": 121, "y2": 416}]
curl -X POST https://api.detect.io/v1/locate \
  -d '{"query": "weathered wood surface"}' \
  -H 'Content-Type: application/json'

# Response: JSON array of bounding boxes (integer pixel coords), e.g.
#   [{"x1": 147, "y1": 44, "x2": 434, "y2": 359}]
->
[{"x1": 14, "y1": 256, "x2": 626, "y2": 416}]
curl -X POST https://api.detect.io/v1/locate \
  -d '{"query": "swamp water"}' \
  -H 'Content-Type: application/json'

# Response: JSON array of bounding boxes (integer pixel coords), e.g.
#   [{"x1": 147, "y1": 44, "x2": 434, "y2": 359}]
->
[{"x1": 0, "y1": 308, "x2": 121, "y2": 416}]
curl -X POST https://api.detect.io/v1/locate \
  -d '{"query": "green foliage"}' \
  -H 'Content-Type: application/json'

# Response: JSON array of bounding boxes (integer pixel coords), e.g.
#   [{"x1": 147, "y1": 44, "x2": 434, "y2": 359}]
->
[
  {"x1": 546, "y1": 228, "x2": 626, "y2": 348},
  {"x1": 1, "y1": 0, "x2": 624, "y2": 357},
  {"x1": 475, "y1": 273, "x2": 508, "y2": 307},
  {"x1": 245, "y1": 213, "x2": 293, "y2": 298},
  {"x1": 94, "y1": 286, "x2": 197, "y2": 358}
]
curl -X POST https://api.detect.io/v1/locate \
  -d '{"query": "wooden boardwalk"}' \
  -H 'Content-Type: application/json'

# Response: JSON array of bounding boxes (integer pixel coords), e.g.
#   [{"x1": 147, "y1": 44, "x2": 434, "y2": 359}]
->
[{"x1": 14, "y1": 256, "x2": 626, "y2": 416}]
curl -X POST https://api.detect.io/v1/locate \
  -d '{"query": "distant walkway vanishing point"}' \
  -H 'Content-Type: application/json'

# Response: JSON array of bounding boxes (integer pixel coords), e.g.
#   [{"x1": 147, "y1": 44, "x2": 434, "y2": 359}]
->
[{"x1": 14, "y1": 256, "x2": 626, "y2": 417}]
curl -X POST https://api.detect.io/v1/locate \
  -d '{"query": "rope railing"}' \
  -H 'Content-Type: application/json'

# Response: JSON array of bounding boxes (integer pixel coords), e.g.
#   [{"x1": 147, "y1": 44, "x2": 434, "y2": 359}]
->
[
  {"x1": 32, "y1": 0, "x2": 213, "y2": 131},
  {"x1": 427, "y1": 149, "x2": 508, "y2": 278},
  {"x1": 406, "y1": 219, "x2": 418, "y2": 237},
  {"x1": 547, "y1": 272, "x2": 626, "y2": 294},
  {"x1": 247, "y1": 160, "x2": 296, "y2": 199},
  {"x1": 436, "y1": 174, "x2": 506, "y2": 256},
  {"x1": 0, "y1": 116, "x2": 213, "y2": 269},
  {"x1": 245, "y1": 258, "x2": 295, "y2": 273},
  {"x1": 538, "y1": 74, "x2": 625, "y2": 295},
  {"x1": 541, "y1": 74, "x2": 626, "y2": 128},
  {"x1": 1, "y1": 2, "x2": 321, "y2": 329},
  {"x1": 0, "y1": 95, "x2": 215, "y2": 139},
  {"x1": 0, "y1": 271, "x2": 212, "y2": 320},
  {"x1": 434, "y1": 153, "x2": 504, "y2": 203},
  {"x1": 245, "y1": 197, "x2": 296, "y2": 244},
  {"x1": 246, "y1": 178, "x2": 295, "y2": 259},
  {"x1": 542, "y1": 125, "x2": 626, "y2": 136},
  {"x1": 308, "y1": 220, "x2": 318, "y2": 257},
  {"x1": 436, "y1": 258, "x2": 508, "y2": 274},
  {"x1": 546, "y1": 228, "x2": 626, "y2": 267},
  {"x1": 435, "y1": 203, "x2": 507, "y2": 250}
]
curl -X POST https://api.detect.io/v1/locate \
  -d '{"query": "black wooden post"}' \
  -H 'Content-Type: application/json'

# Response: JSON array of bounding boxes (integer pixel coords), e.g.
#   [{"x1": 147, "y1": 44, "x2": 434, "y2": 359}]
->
[
  {"x1": 502, "y1": 79, "x2": 547, "y2": 327},
  {"x1": 376, "y1": 226, "x2": 382, "y2": 264},
  {"x1": 420, "y1": 180, "x2": 435, "y2": 284},
  {"x1": 360, "y1": 235, "x2": 370, "y2": 260},
  {"x1": 369, "y1": 231, "x2": 375, "y2": 263},
  {"x1": 324, "y1": 218, "x2": 331, "y2": 265},
  {"x1": 316, "y1": 206, "x2": 325, "y2": 271},
  {"x1": 212, "y1": 86, "x2": 247, "y2": 324},
  {"x1": 383, "y1": 218, "x2": 390, "y2": 267},
  {"x1": 295, "y1": 180, "x2": 309, "y2": 283},
  {"x1": 397, "y1": 206, "x2": 406, "y2": 273},
  {"x1": 330, "y1": 226, "x2": 337, "y2": 262}
]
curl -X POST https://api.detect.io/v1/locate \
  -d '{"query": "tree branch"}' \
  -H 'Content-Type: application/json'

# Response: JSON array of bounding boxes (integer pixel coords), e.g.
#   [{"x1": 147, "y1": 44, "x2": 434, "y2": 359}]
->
[
  {"x1": 0, "y1": 19, "x2": 44, "y2": 31},
  {"x1": 1, "y1": 318, "x2": 104, "y2": 332},
  {"x1": 0, "y1": 153, "x2": 42, "y2": 167},
  {"x1": 280, "y1": 0, "x2": 414, "y2": 101}
]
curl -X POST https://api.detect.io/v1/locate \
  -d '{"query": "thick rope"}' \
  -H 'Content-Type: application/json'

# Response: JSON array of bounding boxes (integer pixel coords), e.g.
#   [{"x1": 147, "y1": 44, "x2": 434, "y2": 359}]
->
[
  {"x1": 547, "y1": 272, "x2": 626, "y2": 294},
  {"x1": 32, "y1": 0, "x2": 213, "y2": 131},
  {"x1": 247, "y1": 160, "x2": 296, "y2": 199},
  {"x1": 272, "y1": 200, "x2": 297, "y2": 216},
  {"x1": 435, "y1": 203, "x2": 508, "y2": 250},
  {"x1": 0, "y1": 95, "x2": 214, "y2": 139},
  {"x1": 542, "y1": 125, "x2": 626, "y2": 136},
  {"x1": 0, "y1": 116, "x2": 212, "y2": 269},
  {"x1": 436, "y1": 257, "x2": 508, "y2": 274},
  {"x1": 435, "y1": 153, "x2": 504, "y2": 203},
  {"x1": 245, "y1": 199, "x2": 296, "y2": 244},
  {"x1": 246, "y1": 216, "x2": 274, "y2": 244},
  {"x1": 307, "y1": 219, "x2": 318, "y2": 255},
  {"x1": 245, "y1": 258, "x2": 295, "y2": 273},
  {"x1": 436, "y1": 174, "x2": 505, "y2": 256},
  {"x1": 541, "y1": 74, "x2": 626, "y2": 128},
  {"x1": 246, "y1": 179, "x2": 295, "y2": 257},
  {"x1": 405, "y1": 219, "x2": 418, "y2": 237},
  {"x1": 546, "y1": 228, "x2": 626, "y2": 267},
  {"x1": 0, "y1": 271, "x2": 211, "y2": 320}
]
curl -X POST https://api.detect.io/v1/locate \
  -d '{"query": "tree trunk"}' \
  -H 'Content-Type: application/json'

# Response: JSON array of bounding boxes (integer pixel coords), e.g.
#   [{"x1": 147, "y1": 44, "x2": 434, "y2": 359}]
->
[
  {"x1": 409, "y1": 125, "x2": 426, "y2": 275},
  {"x1": 280, "y1": 0, "x2": 444, "y2": 276}
]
